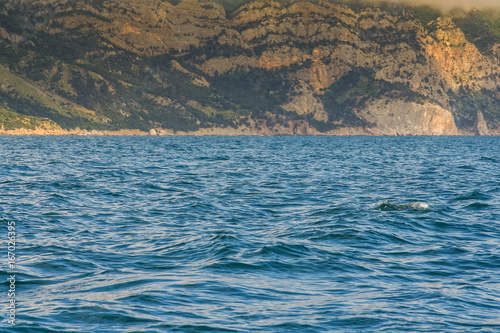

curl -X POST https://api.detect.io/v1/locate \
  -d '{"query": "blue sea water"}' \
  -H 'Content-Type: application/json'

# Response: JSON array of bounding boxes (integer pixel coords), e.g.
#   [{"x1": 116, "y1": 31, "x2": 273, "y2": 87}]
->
[{"x1": 1, "y1": 136, "x2": 500, "y2": 332}]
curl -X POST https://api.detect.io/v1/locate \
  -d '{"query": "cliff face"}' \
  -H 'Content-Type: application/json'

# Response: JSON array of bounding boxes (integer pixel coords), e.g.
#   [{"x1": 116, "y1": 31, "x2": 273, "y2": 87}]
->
[
  {"x1": 360, "y1": 100, "x2": 458, "y2": 136},
  {"x1": 0, "y1": 0, "x2": 500, "y2": 135}
]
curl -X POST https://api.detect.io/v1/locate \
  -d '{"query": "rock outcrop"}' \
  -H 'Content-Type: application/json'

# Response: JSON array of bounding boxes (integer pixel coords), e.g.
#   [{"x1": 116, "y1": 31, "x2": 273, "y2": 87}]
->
[
  {"x1": 360, "y1": 99, "x2": 458, "y2": 135},
  {"x1": 475, "y1": 110, "x2": 490, "y2": 136},
  {"x1": 281, "y1": 81, "x2": 329, "y2": 122}
]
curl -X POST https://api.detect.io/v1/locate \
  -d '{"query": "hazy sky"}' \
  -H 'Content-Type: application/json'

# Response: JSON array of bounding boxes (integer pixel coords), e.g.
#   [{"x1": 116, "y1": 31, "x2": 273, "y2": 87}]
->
[{"x1": 388, "y1": 0, "x2": 500, "y2": 9}]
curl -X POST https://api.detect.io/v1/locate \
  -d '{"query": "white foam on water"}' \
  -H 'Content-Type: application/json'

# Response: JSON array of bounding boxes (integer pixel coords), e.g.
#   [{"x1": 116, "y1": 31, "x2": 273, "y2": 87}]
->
[{"x1": 409, "y1": 202, "x2": 429, "y2": 210}]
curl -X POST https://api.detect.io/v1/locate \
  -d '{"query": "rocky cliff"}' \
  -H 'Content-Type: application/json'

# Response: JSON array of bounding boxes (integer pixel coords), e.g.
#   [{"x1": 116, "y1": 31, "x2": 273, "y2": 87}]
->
[{"x1": 1, "y1": 0, "x2": 500, "y2": 135}]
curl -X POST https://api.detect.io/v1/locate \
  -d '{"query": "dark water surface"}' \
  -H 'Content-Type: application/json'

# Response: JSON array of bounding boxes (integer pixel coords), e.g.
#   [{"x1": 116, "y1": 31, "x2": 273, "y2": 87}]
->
[{"x1": 1, "y1": 136, "x2": 499, "y2": 332}]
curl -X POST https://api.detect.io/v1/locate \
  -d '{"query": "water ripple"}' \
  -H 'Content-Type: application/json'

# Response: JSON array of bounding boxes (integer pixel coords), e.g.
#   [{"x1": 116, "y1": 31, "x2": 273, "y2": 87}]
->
[{"x1": 0, "y1": 136, "x2": 499, "y2": 332}]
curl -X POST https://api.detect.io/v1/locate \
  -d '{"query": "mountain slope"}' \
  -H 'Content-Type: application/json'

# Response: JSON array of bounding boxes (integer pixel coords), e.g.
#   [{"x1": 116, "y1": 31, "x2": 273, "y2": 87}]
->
[{"x1": 0, "y1": 0, "x2": 499, "y2": 135}]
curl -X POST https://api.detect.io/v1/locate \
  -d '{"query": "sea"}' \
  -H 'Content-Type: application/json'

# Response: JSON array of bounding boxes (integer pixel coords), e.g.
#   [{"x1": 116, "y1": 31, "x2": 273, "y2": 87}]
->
[{"x1": 1, "y1": 136, "x2": 499, "y2": 332}]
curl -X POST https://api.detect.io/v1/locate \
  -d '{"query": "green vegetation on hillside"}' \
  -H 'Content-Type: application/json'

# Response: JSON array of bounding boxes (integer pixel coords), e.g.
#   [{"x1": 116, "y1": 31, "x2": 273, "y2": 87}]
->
[
  {"x1": 453, "y1": 10, "x2": 500, "y2": 56},
  {"x1": 409, "y1": 6, "x2": 442, "y2": 32},
  {"x1": 0, "y1": 63, "x2": 105, "y2": 129},
  {"x1": 211, "y1": 67, "x2": 291, "y2": 116},
  {"x1": 0, "y1": 106, "x2": 54, "y2": 130},
  {"x1": 448, "y1": 87, "x2": 500, "y2": 129},
  {"x1": 214, "y1": 0, "x2": 252, "y2": 13}
]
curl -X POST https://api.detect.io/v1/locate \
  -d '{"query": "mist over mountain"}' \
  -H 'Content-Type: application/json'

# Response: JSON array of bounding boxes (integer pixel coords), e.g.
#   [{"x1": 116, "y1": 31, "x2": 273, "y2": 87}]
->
[
  {"x1": 0, "y1": 0, "x2": 500, "y2": 135},
  {"x1": 346, "y1": 0, "x2": 500, "y2": 10}
]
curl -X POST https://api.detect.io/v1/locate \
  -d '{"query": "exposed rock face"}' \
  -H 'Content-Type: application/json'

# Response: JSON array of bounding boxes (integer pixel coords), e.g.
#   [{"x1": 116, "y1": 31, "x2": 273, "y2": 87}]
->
[
  {"x1": 281, "y1": 81, "x2": 329, "y2": 122},
  {"x1": 361, "y1": 99, "x2": 458, "y2": 135},
  {"x1": 424, "y1": 17, "x2": 495, "y2": 91},
  {"x1": 475, "y1": 110, "x2": 490, "y2": 136},
  {"x1": 73, "y1": 0, "x2": 226, "y2": 55},
  {"x1": 0, "y1": 0, "x2": 499, "y2": 135}
]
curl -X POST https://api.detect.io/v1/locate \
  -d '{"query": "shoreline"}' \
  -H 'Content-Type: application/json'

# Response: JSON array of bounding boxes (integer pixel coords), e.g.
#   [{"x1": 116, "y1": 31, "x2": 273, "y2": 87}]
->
[
  {"x1": 2, "y1": 114, "x2": 498, "y2": 136},
  {"x1": 0, "y1": 128, "x2": 497, "y2": 136}
]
